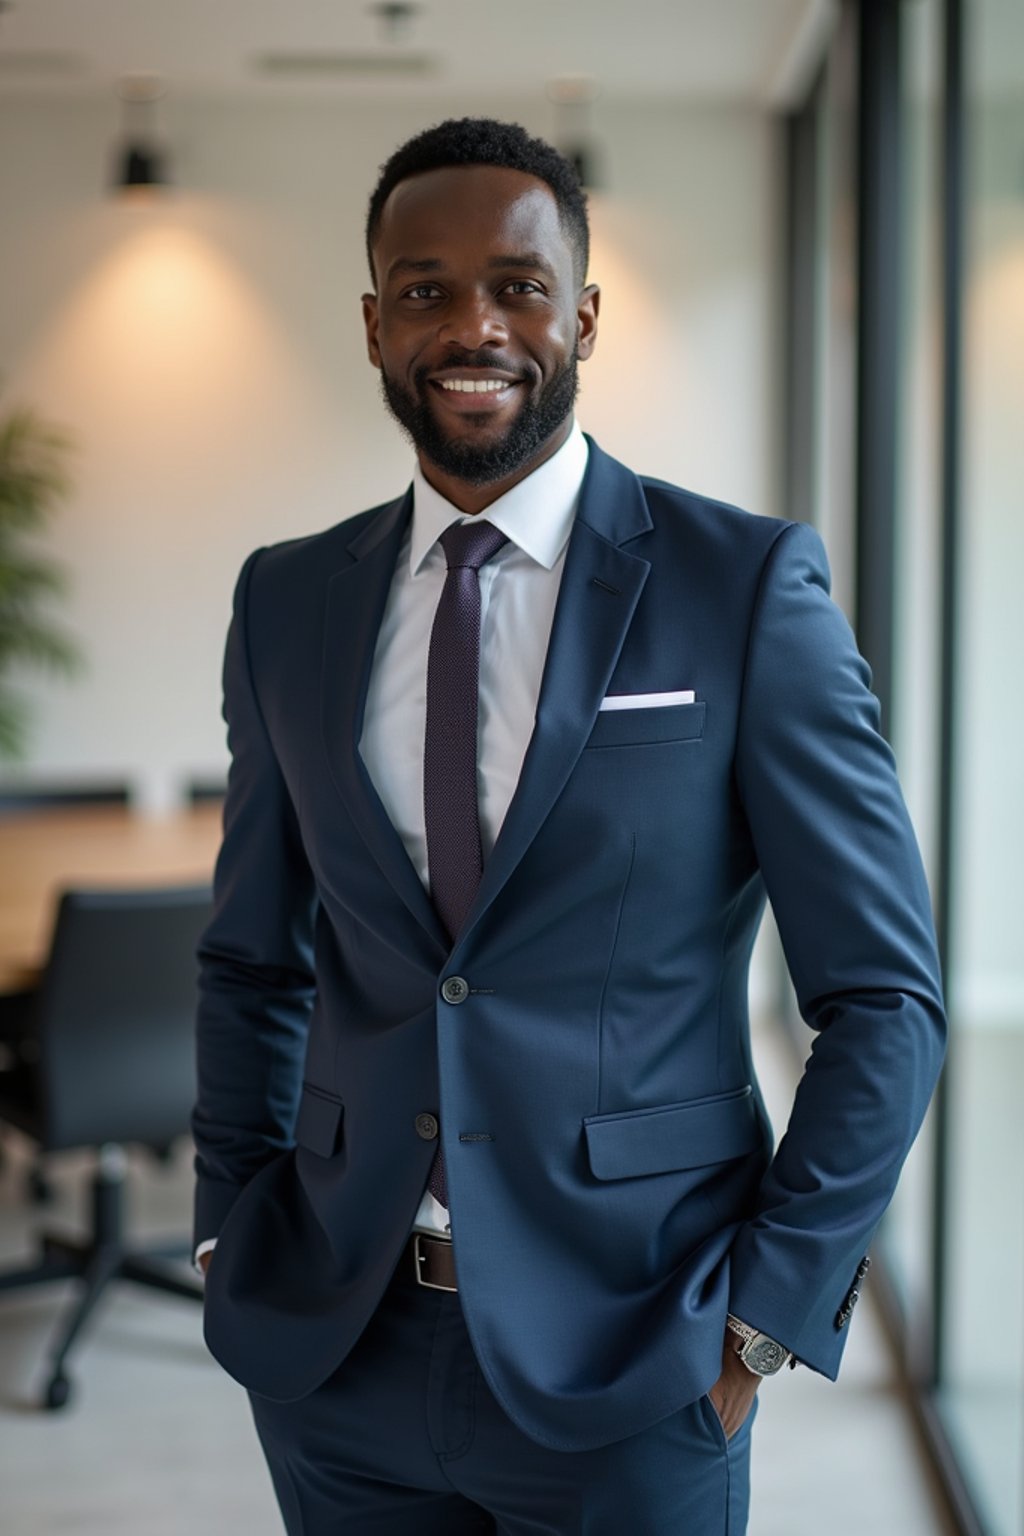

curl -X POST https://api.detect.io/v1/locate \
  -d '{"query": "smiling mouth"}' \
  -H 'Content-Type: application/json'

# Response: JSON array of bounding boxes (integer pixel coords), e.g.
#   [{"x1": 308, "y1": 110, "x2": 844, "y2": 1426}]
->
[{"x1": 428, "y1": 373, "x2": 523, "y2": 413}]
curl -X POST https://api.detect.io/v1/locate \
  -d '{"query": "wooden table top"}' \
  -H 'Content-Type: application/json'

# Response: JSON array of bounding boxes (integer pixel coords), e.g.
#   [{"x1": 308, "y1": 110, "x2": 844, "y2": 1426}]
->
[{"x1": 0, "y1": 803, "x2": 223, "y2": 994}]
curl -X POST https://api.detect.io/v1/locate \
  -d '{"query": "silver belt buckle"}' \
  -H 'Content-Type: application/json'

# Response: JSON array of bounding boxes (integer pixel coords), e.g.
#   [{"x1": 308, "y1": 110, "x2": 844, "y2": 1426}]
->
[{"x1": 413, "y1": 1232, "x2": 457, "y2": 1292}]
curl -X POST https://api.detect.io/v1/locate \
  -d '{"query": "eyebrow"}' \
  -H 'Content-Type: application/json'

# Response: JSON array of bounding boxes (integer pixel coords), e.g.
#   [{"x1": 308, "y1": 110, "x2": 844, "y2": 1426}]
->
[
  {"x1": 487, "y1": 252, "x2": 558, "y2": 278},
  {"x1": 385, "y1": 257, "x2": 444, "y2": 281},
  {"x1": 385, "y1": 252, "x2": 558, "y2": 283}
]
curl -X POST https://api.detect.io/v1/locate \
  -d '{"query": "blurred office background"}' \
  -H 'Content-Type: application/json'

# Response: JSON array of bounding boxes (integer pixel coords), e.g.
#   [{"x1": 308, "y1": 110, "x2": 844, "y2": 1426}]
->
[{"x1": 0, "y1": 1, "x2": 1020, "y2": 1532}]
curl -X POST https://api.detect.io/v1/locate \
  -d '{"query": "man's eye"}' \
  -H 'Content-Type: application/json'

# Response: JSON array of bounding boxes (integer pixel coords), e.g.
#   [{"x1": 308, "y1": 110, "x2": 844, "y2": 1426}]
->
[
  {"x1": 406, "y1": 284, "x2": 442, "y2": 300},
  {"x1": 504, "y1": 281, "x2": 542, "y2": 296}
]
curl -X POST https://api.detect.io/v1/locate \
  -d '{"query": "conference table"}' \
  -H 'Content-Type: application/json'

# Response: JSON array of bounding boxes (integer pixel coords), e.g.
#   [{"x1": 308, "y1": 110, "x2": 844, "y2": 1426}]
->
[{"x1": 0, "y1": 803, "x2": 223, "y2": 995}]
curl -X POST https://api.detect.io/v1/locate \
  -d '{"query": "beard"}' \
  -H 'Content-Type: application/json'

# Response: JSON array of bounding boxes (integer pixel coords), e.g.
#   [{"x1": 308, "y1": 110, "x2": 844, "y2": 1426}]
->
[{"x1": 378, "y1": 347, "x2": 580, "y2": 486}]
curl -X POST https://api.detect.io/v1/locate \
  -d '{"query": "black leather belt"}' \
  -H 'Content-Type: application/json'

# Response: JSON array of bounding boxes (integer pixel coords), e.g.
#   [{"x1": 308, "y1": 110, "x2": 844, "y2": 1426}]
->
[{"x1": 406, "y1": 1231, "x2": 458, "y2": 1292}]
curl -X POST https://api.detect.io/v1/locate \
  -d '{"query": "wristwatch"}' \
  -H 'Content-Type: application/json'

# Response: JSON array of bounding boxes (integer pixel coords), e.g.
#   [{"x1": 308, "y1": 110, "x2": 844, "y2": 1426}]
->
[{"x1": 726, "y1": 1314, "x2": 793, "y2": 1376}]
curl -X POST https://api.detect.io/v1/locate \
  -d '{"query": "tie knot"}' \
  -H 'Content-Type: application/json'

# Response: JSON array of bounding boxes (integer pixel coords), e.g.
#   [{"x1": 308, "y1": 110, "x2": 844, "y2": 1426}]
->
[{"x1": 439, "y1": 519, "x2": 508, "y2": 573}]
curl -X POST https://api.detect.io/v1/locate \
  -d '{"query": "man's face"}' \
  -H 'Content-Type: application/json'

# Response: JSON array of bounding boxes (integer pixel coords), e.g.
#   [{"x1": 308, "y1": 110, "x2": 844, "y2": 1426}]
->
[{"x1": 363, "y1": 165, "x2": 599, "y2": 491}]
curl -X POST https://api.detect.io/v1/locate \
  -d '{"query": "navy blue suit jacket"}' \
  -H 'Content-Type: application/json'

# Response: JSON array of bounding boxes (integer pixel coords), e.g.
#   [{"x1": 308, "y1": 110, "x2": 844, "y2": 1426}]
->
[{"x1": 192, "y1": 438, "x2": 946, "y2": 1452}]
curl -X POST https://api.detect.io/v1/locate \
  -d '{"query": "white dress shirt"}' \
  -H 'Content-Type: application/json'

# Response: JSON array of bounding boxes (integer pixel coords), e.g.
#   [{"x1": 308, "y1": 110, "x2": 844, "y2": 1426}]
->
[{"x1": 359, "y1": 422, "x2": 589, "y2": 1236}]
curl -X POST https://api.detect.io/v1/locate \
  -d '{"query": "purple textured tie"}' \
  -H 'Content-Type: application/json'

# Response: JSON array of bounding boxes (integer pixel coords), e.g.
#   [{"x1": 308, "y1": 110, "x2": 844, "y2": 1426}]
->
[{"x1": 424, "y1": 518, "x2": 508, "y2": 1207}]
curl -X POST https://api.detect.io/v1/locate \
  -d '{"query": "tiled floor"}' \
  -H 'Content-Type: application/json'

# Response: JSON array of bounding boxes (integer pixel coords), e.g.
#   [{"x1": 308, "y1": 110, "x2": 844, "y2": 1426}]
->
[{"x1": 0, "y1": 1014, "x2": 958, "y2": 1535}]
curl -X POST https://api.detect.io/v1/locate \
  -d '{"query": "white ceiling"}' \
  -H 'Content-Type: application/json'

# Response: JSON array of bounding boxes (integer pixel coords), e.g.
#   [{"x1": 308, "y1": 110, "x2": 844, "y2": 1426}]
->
[{"x1": 0, "y1": 0, "x2": 835, "y2": 106}]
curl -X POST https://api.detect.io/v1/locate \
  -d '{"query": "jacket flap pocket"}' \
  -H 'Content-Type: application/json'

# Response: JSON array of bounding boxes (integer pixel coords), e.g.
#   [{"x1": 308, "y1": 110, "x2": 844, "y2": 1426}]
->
[
  {"x1": 583, "y1": 1086, "x2": 758, "y2": 1180},
  {"x1": 294, "y1": 1083, "x2": 344, "y2": 1158},
  {"x1": 586, "y1": 701, "x2": 706, "y2": 749}
]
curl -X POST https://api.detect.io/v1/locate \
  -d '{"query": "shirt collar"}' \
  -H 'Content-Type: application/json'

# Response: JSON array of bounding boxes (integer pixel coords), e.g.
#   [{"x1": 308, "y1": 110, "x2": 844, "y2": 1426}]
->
[{"x1": 409, "y1": 420, "x2": 588, "y2": 576}]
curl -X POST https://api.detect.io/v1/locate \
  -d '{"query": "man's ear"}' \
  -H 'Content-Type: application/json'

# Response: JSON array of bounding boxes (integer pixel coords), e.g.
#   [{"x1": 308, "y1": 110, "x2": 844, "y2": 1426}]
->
[
  {"x1": 577, "y1": 283, "x2": 600, "y2": 361},
  {"x1": 362, "y1": 292, "x2": 381, "y2": 368}
]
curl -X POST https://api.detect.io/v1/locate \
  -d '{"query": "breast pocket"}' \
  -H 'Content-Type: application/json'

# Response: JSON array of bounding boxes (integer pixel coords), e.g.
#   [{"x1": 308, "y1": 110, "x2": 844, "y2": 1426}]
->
[{"x1": 585, "y1": 701, "x2": 706, "y2": 749}]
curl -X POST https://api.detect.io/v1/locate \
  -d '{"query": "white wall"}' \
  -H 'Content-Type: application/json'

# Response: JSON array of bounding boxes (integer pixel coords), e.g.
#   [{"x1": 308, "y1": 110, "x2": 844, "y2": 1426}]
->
[{"x1": 0, "y1": 93, "x2": 780, "y2": 807}]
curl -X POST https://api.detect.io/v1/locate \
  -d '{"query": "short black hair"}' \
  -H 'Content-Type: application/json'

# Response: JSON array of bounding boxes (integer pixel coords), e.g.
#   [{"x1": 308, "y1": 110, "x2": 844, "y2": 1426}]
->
[{"x1": 365, "y1": 116, "x2": 590, "y2": 288}]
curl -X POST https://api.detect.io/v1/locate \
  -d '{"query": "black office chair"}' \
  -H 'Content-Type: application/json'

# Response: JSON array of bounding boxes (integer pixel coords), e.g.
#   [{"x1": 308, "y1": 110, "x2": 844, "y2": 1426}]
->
[
  {"x1": 185, "y1": 777, "x2": 227, "y2": 806},
  {"x1": 0, "y1": 781, "x2": 131, "y2": 817},
  {"x1": 0, "y1": 885, "x2": 212, "y2": 1409},
  {"x1": 0, "y1": 780, "x2": 132, "y2": 1196}
]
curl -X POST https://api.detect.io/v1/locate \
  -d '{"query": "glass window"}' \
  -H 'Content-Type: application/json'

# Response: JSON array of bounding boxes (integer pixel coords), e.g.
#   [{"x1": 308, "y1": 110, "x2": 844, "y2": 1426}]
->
[
  {"x1": 882, "y1": 0, "x2": 943, "y2": 1348},
  {"x1": 934, "y1": 0, "x2": 1024, "y2": 1530}
]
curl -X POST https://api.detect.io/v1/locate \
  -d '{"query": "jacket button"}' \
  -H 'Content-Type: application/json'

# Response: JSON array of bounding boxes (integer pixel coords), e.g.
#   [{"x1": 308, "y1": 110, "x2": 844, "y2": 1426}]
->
[
  {"x1": 856, "y1": 1256, "x2": 872, "y2": 1279},
  {"x1": 415, "y1": 1113, "x2": 439, "y2": 1140},
  {"x1": 441, "y1": 976, "x2": 469, "y2": 1005},
  {"x1": 835, "y1": 1309, "x2": 849, "y2": 1330}
]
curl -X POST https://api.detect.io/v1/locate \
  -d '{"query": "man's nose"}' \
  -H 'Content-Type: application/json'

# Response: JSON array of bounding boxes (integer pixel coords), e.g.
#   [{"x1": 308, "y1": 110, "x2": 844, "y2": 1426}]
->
[{"x1": 438, "y1": 290, "x2": 509, "y2": 350}]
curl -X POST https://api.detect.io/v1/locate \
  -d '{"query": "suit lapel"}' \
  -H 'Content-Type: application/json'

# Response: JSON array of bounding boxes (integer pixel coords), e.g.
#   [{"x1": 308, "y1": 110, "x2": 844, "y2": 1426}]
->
[
  {"x1": 320, "y1": 442, "x2": 654, "y2": 960},
  {"x1": 459, "y1": 442, "x2": 653, "y2": 944},
  {"x1": 320, "y1": 490, "x2": 449, "y2": 956}
]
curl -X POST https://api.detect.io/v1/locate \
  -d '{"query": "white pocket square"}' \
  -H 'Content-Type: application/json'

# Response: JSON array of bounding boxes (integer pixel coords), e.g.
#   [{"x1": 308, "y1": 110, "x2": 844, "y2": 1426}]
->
[{"x1": 598, "y1": 689, "x2": 696, "y2": 712}]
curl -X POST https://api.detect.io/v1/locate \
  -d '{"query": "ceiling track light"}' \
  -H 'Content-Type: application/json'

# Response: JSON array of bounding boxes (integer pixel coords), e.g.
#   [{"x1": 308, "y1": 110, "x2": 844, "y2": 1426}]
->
[
  {"x1": 112, "y1": 74, "x2": 171, "y2": 196},
  {"x1": 371, "y1": 2, "x2": 420, "y2": 45},
  {"x1": 547, "y1": 77, "x2": 604, "y2": 193}
]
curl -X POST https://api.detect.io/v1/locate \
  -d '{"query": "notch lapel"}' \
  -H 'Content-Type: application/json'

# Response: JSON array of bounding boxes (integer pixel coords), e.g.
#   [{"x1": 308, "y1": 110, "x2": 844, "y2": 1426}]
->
[
  {"x1": 320, "y1": 491, "x2": 449, "y2": 957},
  {"x1": 458, "y1": 443, "x2": 653, "y2": 943}
]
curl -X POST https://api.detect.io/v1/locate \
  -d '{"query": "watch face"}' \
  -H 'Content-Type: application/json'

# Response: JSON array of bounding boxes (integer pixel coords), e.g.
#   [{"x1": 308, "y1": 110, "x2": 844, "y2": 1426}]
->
[{"x1": 745, "y1": 1338, "x2": 789, "y2": 1375}]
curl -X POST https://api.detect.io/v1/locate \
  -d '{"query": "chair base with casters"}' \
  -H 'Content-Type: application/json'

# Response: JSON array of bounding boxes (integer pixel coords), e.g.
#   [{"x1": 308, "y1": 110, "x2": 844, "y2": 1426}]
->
[{"x1": 0, "y1": 1141, "x2": 202, "y2": 1409}]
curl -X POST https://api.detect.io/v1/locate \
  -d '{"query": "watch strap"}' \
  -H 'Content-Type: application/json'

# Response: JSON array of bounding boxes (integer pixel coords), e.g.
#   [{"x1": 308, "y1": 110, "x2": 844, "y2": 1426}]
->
[{"x1": 725, "y1": 1314, "x2": 759, "y2": 1346}]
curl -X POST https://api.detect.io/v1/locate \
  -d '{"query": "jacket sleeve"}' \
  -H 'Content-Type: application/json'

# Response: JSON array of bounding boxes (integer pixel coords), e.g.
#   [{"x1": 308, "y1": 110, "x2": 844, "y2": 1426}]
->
[
  {"x1": 191, "y1": 549, "x2": 317, "y2": 1249},
  {"x1": 727, "y1": 520, "x2": 946, "y2": 1378}
]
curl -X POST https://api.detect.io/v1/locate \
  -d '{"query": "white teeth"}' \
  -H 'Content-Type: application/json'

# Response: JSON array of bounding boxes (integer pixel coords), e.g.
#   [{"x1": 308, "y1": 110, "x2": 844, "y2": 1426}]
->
[{"x1": 439, "y1": 378, "x2": 510, "y2": 393}]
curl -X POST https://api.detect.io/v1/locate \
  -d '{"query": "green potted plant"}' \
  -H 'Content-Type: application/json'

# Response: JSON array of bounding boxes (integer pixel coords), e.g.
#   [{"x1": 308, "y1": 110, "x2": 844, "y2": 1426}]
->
[{"x1": 0, "y1": 404, "x2": 80, "y2": 759}]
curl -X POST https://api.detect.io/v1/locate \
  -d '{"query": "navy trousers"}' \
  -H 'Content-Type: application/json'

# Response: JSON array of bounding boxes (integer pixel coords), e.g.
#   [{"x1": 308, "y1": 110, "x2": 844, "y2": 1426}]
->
[{"x1": 247, "y1": 1253, "x2": 756, "y2": 1535}]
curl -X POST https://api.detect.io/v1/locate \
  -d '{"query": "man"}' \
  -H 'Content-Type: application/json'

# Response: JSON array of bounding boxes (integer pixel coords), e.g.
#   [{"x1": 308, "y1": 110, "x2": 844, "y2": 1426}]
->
[{"x1": 192, "y1": 118, "x2": 946, "y2": 1534}]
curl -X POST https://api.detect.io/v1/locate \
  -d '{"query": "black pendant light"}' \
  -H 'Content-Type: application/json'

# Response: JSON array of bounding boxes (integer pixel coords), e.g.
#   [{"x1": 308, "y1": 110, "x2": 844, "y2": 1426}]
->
[
  {"x1": 113, "y1": 75, "x2": 171, "y2": 195},
  {"x1": 547, "y1": 77, "x2": 604, "y2": 193}
]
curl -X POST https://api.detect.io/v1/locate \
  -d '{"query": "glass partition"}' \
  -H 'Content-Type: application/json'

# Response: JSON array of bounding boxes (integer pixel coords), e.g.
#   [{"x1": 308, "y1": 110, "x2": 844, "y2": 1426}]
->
[
  {"x1": 934, "y1": 0, "x2": 1024, "y2": 1528},
  {"x1": 881, "y1": 0, "x2": 944, "y2": 1356}
]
